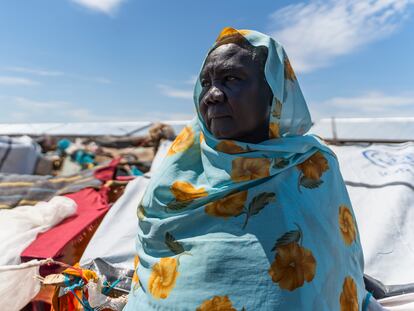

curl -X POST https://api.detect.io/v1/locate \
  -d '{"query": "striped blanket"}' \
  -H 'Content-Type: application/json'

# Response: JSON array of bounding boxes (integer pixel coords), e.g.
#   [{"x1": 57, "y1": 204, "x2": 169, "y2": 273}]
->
[{"x1": 0, "y1": 169, "x2": 101, "y2": 209}]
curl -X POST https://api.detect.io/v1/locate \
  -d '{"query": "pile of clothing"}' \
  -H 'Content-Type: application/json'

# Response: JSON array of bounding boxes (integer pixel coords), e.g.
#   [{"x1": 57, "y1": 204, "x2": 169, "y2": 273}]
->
[{"x1": 0, "y1": 124, "x2": 174, "y2": 311}]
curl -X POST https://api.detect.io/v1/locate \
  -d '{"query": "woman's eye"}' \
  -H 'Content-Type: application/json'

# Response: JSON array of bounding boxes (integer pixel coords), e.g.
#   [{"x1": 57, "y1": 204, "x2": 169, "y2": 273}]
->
[
  {"x1": 225, "y1": 76, "x2": 237, "y2": 82},
  {"x1": 201, "y1": 80, "x2": 211, "y2": 88}
]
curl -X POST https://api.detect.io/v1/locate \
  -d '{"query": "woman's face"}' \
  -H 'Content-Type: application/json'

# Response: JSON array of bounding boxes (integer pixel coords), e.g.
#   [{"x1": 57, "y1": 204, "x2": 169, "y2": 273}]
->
[{"x1": 199, "y1": 43, "x2": 273, "y2": 143}]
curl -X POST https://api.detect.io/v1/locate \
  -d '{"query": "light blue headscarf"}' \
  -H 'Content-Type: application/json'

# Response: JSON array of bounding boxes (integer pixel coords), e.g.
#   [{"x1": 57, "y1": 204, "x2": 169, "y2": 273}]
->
[{"x1": 125, "y1": 28, "x2": 368, "y2": 311}]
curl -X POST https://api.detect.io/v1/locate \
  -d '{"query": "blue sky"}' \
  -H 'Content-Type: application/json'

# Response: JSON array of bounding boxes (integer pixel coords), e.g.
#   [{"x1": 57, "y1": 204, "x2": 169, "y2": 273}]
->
[{"x1": 0, "y1": 0, "x2": 413, "y2": 123}]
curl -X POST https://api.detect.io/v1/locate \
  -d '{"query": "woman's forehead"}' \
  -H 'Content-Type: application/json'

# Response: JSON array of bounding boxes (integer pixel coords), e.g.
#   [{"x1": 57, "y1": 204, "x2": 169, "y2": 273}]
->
[{"x1": 202, "y1": 44, "x2": 255, "y2": 74}]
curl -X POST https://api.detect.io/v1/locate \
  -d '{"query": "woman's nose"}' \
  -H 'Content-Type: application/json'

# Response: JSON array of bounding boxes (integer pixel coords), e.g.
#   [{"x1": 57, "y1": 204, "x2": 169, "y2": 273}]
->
[{"x1": 206, "y1": 85, "x2": 225, "y2": 104}]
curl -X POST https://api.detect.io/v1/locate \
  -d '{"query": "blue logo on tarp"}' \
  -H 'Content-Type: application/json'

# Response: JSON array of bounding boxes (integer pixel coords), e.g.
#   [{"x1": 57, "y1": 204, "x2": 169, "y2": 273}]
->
[{"x1": 363, "y1": 149, "x2": 414, "y2": 168}]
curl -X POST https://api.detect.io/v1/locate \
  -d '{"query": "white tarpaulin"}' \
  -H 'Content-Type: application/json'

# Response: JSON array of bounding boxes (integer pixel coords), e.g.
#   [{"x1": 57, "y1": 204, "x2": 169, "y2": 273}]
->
[
  {"x1": 331, "y1": 143, "x2": 414, "y2": 286},
  {"x1": 310, "y1": 118, "x2": 414, "y2": 142},
  {"x1": 0, "y1": 121, "x2": 187, "y2": 137},
  {"x1": 80, "y1": 175, "x2": 149, "y2": 269}
]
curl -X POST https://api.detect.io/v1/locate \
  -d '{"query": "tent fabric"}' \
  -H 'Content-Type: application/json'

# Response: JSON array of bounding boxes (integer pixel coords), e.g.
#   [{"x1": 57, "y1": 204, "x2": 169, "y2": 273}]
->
[
  {"x1": 0, "y1": 121, "x2": 188, "y2": 137},
  {"x1": 330, "y1": 142, "x2": 414, "y2": 286},
  {"x1": 310, "y1": 118, "x2": 414, "y2": 142},
  {"x1": 379, "y1": 293, "x2": 414, "y2": 310},
  {"x1": 79, "y1": 176, "x2": 150, "y2": 269},
  {"x1": 0, "y1": 135, "x2": 40, "y2": 174},
  {"x1": 21, "y1": 187, "x2": 109, "y2": 262}
]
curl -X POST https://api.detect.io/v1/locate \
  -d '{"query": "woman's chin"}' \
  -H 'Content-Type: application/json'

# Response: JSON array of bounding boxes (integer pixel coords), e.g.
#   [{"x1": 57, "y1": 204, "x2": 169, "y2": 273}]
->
[
  {"x1": 210, "y1": 128, "x2": 237, "y2": 140},
  {"x1": 210, "y1": 119, "x2": 236, "y2": 139}
]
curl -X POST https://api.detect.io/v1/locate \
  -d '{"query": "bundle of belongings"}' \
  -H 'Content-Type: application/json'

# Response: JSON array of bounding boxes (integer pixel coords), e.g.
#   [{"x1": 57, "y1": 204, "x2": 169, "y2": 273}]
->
[{"x1": 0, "y1": 123, "x2": 175, "y2": 311}]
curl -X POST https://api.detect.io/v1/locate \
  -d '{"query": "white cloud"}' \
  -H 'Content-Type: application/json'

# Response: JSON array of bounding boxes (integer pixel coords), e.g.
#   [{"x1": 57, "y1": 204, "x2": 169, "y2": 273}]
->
[
  {"x1": 0, "y1": 76, "x2": 38, "y2": 86},
  {"x1": 4, "y1": 66, "x2": 111, "y2": 84},
  {"x1": 13, "y1": 97, "x2": 71, "y2": 110},
  {"x1": 71, "y1": 0, "x2": 125, "y2": 15},
  {"x1": 324, "y1": 92, "x2": 414, "y2": 109},
  {"x1": 93, "y1": 77, "x2": 112, "y2": 84},
  {"x1": 311, "y1": 91, "x2": 414, "y2": 118},
  {"x1": 0, "y1": 96, "x2": 102, "y2": 123},
  {"x1": 6, "y1": 67, "x2": 64, "y2": 77},
  {"x1": 269, "y1": 0, "x2": 413, "y2": 73},
  {"x1": 0, "y1": 95, "x2": 194, "y2": 123},
  {"x1": 184, "y1": 75, "x2": 198, "y2": 85},
  {"x1": 157, "y1": 84, "x2": 193, "y2": 100},
  {"x1": 137, "y1": 111, "x2": 194, "y2": 121},
  {"x1": 68, "y1": 73, "x2": 112, "y2": 84}
]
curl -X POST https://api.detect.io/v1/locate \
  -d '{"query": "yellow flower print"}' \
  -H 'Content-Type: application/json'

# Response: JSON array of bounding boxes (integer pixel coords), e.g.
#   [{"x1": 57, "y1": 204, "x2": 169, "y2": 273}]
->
[
  {"x1": 200, "y1": 132, "x2": 205, "y2": 143},
  {"x1": 231, "y1": 158, "x2": 271, "y2": 182},
  {"x1": 170, "y1": 181, "x2": 208, "y2": 202},
  {"x1": 196, "y1": 295, "x2": 237, "y2": 311},
  {"x1": 284, "y1": 57, "x2": 296, "y2": 81},
  {"x1": 167, "y1": 126, "x2": 194, "y2": 156},
  {"x1": 339, "y1": 205, "x2": 356, "y2": 245},
  {"x1": 297, "y1": 151, "x2": 329, "y2": 180},
  {"x1": 215, "y1": 140, "x2": 245, "y2": 154},
  {"x1": 272, "y1": 98, "x2": 282, "y2": 119},
  {"x1": 269, "y1": 242, "x2": 316, "y2": 291},
  {"x1": 132, "y1": 255, "x2": 140, "y2": 285},
  {"x1": 340, "y1": 277, "x2": 359, "y2": 311},
  {"x1": 269, "y1": 122, "x2": 280, "y2": 139},
  {"x1": 205, "y1": 191, "x2": 248, "y2": 218},
  {"x1": 148, "y1": 257, "x2": 179, "y2": 299},
  {"x1": 216, "y1": 27, "x2": 250, "y2": 42}
]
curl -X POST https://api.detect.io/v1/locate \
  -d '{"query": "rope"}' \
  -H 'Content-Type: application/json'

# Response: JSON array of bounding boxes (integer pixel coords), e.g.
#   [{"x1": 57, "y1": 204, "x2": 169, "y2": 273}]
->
[
  {"x1": 0, "y1": 258, "x2": 55, "y2": 272},
  {"x1": 102, "y1": 277, "x2": 122, "y2": 295}
]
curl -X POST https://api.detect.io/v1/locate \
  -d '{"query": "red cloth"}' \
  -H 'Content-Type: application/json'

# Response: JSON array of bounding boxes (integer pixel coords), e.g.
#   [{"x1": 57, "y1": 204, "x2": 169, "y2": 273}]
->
[
  {"x1": 21, "y1": 160, "x2": 120, "y2": 262},
  {"x1": 21, "y1": 187, "x2": 109, "y2": 261},
  {"x1": 94, "y1": 158, "x2": 120, "y2": 182}
]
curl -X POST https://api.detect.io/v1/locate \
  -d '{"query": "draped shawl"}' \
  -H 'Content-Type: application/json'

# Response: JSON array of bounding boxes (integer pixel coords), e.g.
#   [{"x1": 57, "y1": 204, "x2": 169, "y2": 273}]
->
[{"x1": 125, "y1": 28, "x2": 367, "y2": 311}]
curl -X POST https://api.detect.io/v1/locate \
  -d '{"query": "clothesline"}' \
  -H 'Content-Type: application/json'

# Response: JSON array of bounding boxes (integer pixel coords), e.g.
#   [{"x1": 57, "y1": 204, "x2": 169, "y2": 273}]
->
[{"x1": 0, "y1": 258, "x2": 71, "y2": 272}]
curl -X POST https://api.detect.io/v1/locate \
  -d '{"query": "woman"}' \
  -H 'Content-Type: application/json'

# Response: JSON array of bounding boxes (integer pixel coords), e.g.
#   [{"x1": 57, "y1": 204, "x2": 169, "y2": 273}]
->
[{"x1": 125, "y1": 27, "x2": 380, "y2": 310}]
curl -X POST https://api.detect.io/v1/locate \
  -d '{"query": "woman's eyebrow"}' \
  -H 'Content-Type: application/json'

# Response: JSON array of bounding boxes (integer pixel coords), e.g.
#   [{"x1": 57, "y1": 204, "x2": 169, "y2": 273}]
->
[
  {"x1": 200, "y1": 62, "x2": 248, "y2": 78},
  {"x1": 211, "y1": 61, "x2": 247, "y2": 73},
  {"x1": 215, "y1": 64, "x2": 247, "y2": 76}
]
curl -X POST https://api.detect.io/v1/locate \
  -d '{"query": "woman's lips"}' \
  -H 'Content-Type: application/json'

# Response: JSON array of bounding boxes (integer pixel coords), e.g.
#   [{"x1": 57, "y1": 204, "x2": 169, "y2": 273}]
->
[
  {"x1": 211, "y1": 115, "x2": 230, "y2": 119},
  {"x1": 208, "y1": 110, "x2": 231, "y2": 119}
]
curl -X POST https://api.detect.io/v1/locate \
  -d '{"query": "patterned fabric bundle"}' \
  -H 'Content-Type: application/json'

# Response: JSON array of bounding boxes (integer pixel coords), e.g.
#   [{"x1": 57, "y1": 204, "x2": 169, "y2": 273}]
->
[{"x1": 125, "y1": 28, "x2": 368, "y2": 310}]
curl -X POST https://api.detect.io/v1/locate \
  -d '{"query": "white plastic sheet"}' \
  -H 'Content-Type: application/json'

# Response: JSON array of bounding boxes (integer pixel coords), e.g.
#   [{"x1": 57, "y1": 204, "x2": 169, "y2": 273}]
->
[
  {"x1": 0, "y1": 196, "x2": 77, "y2": 265},
  {"x1": 331, "y1": 143, "x2": 414, "y2": 285},
  {"x1": 0, "y1": 260, "x2": 42, "y2": 311},
  {"x1": 0, "y1": 197, "x2": 76, "y2": 310},
  {"x1": 379, "y1": 293, "x2": 414, "y2": 310}
]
